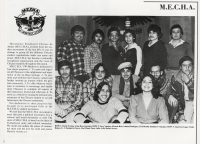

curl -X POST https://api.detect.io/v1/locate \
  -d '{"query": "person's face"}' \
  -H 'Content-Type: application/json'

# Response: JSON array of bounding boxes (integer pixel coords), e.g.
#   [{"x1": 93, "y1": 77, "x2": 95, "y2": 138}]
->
[
  {"x1": 98, "y1": 85, "x2": 110, "y2": 103},
  {"x1": 121, "y1": 68, "x2": 132, "y2": 81},
  {"x1": 95, "y1": 66, "x2": 106, "y2": 80},
  {"x1": 73, "y1": 31, "x2": 84, "y2": 43},
  {"x1": 59, "y1": 65, "x2": 71, "y2": 78},
  {"x1": 171, "y1": 28, "x2": 182, "y2": 40},
  {"x1": 109, "y1": 31, "x2": 119, "y2": 42},
  {"x1": 150, "y1": 65, "x2": 163, "y2": 79},
  {"x1": 181, "y1": 60, "x2": 193, "y2": 75},
  {"x1": 94, "y1": 33, "x2": 103, "y2": 44},
  {"x1": 141, "y1": 76, "x2": 153, "y2": 92},
  {"x1": 148, "y1": 30, "x2": 158, "y2": 41},
  {"x1": 125, "y1": 32, "x2": 134, "y2": 44}
]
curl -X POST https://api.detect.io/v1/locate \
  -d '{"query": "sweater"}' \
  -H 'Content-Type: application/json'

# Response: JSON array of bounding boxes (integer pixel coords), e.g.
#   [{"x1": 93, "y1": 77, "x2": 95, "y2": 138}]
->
[
  {"x1": 143, "y1": 40, "x2": 167, "y2": 75},
  {"x1": 166, "y1": 41, "x2": 193, "y2": 69}
]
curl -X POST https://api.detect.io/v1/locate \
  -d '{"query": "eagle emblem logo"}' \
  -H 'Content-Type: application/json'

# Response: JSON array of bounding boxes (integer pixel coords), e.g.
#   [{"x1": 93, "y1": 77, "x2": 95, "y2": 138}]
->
[{"x1": 14, "y1": 7, "x2": 46, "y2": 35}]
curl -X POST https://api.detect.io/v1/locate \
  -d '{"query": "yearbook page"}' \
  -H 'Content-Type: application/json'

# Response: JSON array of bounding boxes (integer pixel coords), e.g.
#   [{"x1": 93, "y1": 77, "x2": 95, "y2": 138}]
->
[{"x1": 0, "y1": 0, "x2": 198, "y2": 144}]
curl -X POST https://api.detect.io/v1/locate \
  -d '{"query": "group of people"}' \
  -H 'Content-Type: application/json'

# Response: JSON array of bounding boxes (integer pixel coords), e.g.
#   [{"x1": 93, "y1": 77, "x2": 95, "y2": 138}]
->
[{"x1": 55, "y1": 23, "x2": 194, "y2": 124}]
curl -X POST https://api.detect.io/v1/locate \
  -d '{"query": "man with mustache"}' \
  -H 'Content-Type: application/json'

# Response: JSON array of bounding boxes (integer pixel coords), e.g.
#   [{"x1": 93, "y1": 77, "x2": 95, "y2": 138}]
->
[
  {"x1": 55, "y1": 60, "x2": 83, "y2": 123},
  {"x1": 112, "y1": 62, "x2": 139, "y2": 108},
  {"x1": 84, "y1": 29, "x2": 105, "y2": 77},
  {"x1": 143, "y1": 24, "x2": 167, "y2": 76},
  {"x1": 57, "y1": 25, "x2": 89, "y2": 83},
  {"x1": 101, "y1": 27, "x2": 123, "y2": 79}
]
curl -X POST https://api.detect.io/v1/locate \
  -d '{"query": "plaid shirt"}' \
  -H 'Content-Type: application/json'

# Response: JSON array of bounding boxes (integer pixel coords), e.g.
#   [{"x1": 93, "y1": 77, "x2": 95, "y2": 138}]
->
[
  {"x1": 55, "y1": 76, "x2": 83, "y2": 114},
  {"x1": 84, "y1": 42, "x2": 102, "y2": 74},
  {"x1": 82, "y1": 77, "x2": 113, "y2": 104},
  {"x1": 57, "y1": 39, "x2": 86, "y2": 77}
]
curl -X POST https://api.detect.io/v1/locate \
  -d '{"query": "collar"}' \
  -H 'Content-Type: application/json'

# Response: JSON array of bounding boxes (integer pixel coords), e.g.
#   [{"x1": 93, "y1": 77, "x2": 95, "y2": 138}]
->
[
  {"x1": 60, "y1": 76, "x2": 73, "y2": 85},
  {"x1": 169, "y1": 39, "x2": 185, "y2": 48},
  {"x1": 125, "y1": 43, "x2": 139, "y2": 50},
  {"x1": 70, "y1": 39, "x2": 84, "y2": 46},
  {"x1": 91, "y1": 42, "x2": 100, "y2": 49},
  {"x1": 109, "y1": 41, "x2": 120, "y2": 47},
  {"x1": 97, "y1": 97, "x2": 110, "y2": 105},
  {"x1": 148, "y1": 39, "x2": 158, "y2": 47},
  {"x1": 156, "y1": 74, "x2": 167, "y2": 89}
]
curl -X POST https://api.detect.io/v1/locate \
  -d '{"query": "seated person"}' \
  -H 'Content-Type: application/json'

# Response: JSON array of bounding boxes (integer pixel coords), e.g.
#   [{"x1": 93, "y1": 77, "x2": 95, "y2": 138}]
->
[
  {"x1": 149, "y1": 64, "x2": 174, "y2": 122},
  {"x1": 166, "y1": 56, "x2": 194, "y2": 123},
  {"x1": 112, "y1": 62, "x2": 139, "y2": 108},
  {"x1": 74, "y1": 81, "x2": 128, "y2": 123},
  {"x1": 129, "y1": 74, "x2": 169, "y2": 124},
  {"x1": 55, "y1": 60, "x2": 83, "y2": 123},
  {"x1": 83, "y1": 63, "x2": 112, "y2": 105}
]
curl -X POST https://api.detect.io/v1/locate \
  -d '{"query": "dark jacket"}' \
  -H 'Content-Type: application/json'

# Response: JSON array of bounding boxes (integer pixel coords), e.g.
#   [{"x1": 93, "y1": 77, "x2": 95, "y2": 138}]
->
[
  {"x1": 101, "y1": 43, "x2": 123, "y2": 75},
  {"x1": 143, "y1": 40, "x2": 167, "y2": 75}
]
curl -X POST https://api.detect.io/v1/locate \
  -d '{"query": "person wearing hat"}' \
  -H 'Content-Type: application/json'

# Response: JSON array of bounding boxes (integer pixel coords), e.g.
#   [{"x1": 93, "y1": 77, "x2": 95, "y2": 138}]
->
[
  {"x1": 166, "y1": 56, "x2": 194, "y2": 123},
  {"x1": 112, "y1": 62, "x2": 139, "y2": 108},
  {"x1": 55, "y1": 60, "x2": 83, "y2": 123},
  {"x1": 143, "y1": 24, "x2": 167, "y2": 76}
]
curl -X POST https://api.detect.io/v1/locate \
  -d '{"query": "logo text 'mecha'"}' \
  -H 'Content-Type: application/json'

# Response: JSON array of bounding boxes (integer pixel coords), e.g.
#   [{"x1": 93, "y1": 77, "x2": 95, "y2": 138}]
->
[{"x1": 14, "y1": 7, "x2": 46, "y2": 36}]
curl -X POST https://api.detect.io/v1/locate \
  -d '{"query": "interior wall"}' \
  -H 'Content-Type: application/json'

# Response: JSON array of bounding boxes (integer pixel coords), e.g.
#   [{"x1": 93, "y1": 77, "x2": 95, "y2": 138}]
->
[{"x1": 56, "y1": 16, "x2": 195, "y2": 68}]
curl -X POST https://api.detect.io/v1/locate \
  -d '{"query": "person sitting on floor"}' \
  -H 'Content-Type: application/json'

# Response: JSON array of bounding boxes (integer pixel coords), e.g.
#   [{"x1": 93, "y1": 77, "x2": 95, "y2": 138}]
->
[
  {"x1": 112, "y1": 62, "x2": 139, "y2": 108},
  {"x1": 82, "y1": 63, "x2": 112, "y2": 105},
  {"x1": 55, "y1": 60, "x2": 83, "y2": 123},
  {"x1": 129, "y1": 74, "x2": 169, "y2": 124},
  {"x1": 74, "y1": 81, "x2": 128, "y2": 123}
]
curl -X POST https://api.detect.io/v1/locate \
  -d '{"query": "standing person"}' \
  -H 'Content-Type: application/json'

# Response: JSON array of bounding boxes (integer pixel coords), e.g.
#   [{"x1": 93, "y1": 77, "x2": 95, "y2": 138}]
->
[
  {"x1": 129, "y1": 74, "x2": 169, "y2": 124},
  {"x1": 166, "y1": 56, "x2": 194, "y2": 123},
  {"x1": 57, "y1": 25, "x2": 89, "y2": 83},
  {"x1": 165, "y1": 24, "x2": 194, "y2": 79},
  {"x1": 83, "y1": 63, "x2": 112, "y2": 105},
  {"x1": 55, "y1": 60, "x2": 83, "y2": 123},
  {"x1": 84, "y1": 29, "x2": 104, "y2": 77},
  {"x1": 143, "y1": 24, "x2": 167, "y2": 76},
  {"x1": 123, "y1": 29, "x2": 142, "y2": 76},
  {"x1": 112, "y1": 62, "x2": 139, "y2": 108},
  {"x1": 101, "y1": 26, "x2": 123, "y2": 79},
  {"x1": 74, "y1": 81, "x2": 128, "y2": 123}
]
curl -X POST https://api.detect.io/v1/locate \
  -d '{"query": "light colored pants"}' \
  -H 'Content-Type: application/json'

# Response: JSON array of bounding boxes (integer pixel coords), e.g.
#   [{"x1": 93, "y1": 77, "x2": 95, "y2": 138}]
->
[
  {"x1": 111, "y1": 75, "x2": 119, "y2": 80},
  {"x1": 184, "y1": 101, "x2": 194, "y2": 124},
  {"x1": 55, "y1": 103, "x2": 78, "y2": 123}
]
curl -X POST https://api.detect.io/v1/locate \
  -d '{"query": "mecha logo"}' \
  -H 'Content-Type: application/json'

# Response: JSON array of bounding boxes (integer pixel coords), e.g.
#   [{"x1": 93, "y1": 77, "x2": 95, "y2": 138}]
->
[{"x1": 14, "y1": 7, "x2": 46, "y2": 36}]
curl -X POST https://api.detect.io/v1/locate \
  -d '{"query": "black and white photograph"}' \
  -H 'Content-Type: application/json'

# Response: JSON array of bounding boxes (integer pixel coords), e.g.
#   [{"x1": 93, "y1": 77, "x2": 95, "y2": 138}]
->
[{"x1": 55, "y1": 16, "x2": 195, "y2": 124}]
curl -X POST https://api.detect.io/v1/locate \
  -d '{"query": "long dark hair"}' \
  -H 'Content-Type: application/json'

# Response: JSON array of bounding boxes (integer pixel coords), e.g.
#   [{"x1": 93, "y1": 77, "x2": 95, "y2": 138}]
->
[
  {"x1": 91, "y1": 63, "x2": 110, "y2": 79},
  {"x1": 119, "y1": 67, "x2": 135, "y2": 95},
  {"x1": 93, "y1": 81, "x2": 112, "y2": 103},
  {"x1": 141, "y1": 74, "x2": 161, "y2": 99}
]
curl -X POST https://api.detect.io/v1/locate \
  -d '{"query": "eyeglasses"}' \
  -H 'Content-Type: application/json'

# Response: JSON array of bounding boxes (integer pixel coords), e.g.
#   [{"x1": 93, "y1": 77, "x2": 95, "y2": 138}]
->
[{"x1": 150, "y1": 71, "x2": 160, "y2": 75}]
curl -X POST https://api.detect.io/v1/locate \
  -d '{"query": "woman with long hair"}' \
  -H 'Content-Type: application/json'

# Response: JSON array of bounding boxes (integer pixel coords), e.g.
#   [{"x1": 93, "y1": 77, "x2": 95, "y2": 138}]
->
[{"x1": 128, "y1": 74, "x2": 169, "y2": 123}]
